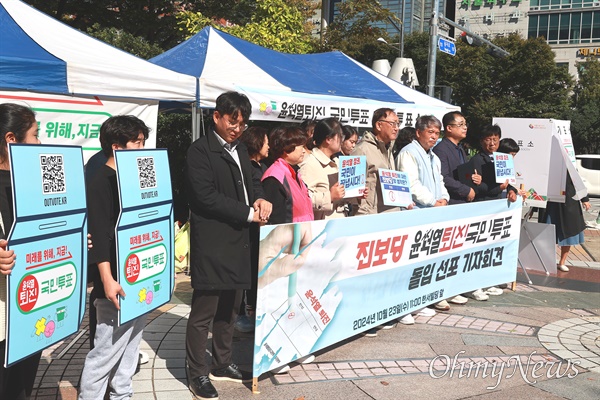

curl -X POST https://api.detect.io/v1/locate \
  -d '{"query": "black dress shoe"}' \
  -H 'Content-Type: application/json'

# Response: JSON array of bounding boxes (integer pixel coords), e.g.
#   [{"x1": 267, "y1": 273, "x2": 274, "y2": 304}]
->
[
  {"x1": 209, "y1": 363, "x2": 252, "y2": 383},
  {"x1": 189, "y1": 375, "x2": 218, "y2": 399}
]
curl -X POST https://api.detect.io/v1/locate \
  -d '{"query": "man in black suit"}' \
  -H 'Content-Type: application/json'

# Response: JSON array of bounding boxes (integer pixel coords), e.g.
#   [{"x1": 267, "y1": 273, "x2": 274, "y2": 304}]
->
[{"x1": 185, "y1": 92, "x2": 271, "y2": 399}]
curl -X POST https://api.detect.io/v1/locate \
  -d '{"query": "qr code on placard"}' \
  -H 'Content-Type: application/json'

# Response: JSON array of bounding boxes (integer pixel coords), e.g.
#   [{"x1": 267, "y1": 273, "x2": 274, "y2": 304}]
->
[
  {"x1": 40, "y1": 154, "x2": 66, "y2": 194},
  {"x1": 137, "y1": 157, "x2": 157, "y2": 189}
]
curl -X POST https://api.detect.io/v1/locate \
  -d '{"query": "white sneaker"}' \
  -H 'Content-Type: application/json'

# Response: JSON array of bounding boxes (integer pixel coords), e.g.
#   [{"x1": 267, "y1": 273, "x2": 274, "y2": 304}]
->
[
  {"x1": 296, "y1": 354, "x2": 315, "y2": 364},
  {"x1": 271, "y1": 364, "x2": 291, "y2": 374},
  {"x1": 138, "y1": 351, "x2": 149, "y2": 365},
  {"x1": 467, "y1": 289, "x2": 489, "y2": 301},
  {"x1": 415, "y1": 307, "x2": 436, "y2": 317},
  {"x1": 558, "y1": 265, "x2": 569, "y2": 272},
  {"x1": 485, "y1": 287, "x2": 504, "y2": 296},
  {"x1": 399, "y1": 314, "x2": 415, "y2": 325},
  {"x1": 449, "y1": 294, "x2": 469, "y2": 305}
]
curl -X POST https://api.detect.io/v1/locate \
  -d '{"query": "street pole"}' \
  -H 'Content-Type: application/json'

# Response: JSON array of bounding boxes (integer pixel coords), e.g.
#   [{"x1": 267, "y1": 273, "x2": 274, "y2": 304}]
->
[
  {"x1": 426, "y1": 0, "x2": 439, "y2": 97},
  {"x1": 400, "y1": 0, "x2": 405, "y2": 58},
  {"x1": 386, "y1": 16, "x2": 403, "y2": 59}
]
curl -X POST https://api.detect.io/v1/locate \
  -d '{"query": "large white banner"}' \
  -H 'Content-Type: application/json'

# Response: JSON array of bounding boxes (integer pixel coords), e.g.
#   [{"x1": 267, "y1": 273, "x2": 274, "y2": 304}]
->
[
  {"x1": 253, "y1": 199, "x2": 521, "y2": 377},
  {"x1": 0, "y1": 91, "x2": 158, "y2": 163}
]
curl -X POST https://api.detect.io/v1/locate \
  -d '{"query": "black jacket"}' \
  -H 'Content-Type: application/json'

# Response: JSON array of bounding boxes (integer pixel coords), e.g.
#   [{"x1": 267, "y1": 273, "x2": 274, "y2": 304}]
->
[{"x1": 185, "y1": 132, "x2": 264, "y2": 290}]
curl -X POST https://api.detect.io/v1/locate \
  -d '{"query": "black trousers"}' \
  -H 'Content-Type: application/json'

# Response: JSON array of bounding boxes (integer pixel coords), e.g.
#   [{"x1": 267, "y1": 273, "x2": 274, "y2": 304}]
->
[
  {"x1": 186, "y1": 289, "x2": 242, "y2": 379},
  {"x1": 0, "y1": 341, "x2": 41, "y2": 400}
]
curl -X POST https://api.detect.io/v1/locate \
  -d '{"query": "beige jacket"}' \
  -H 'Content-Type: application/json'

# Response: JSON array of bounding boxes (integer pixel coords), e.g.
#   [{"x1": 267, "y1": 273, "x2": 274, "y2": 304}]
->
[
  {"x1": 351, "y1": 131, "x2": 400, "y2": 215},
  {"x1": 299, "y1": 148, "x2": 346, "y2": 220}
]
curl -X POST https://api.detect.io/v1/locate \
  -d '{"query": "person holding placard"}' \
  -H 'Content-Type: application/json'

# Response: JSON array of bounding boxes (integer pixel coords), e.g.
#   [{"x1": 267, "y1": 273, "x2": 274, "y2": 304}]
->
[
  {"x1": 470, "y1": 125, "x2": 518, "y2": 203},
  {"x1": 0, "y1": 103, "x2": 41, "y2": 400},
  {"x1": 351, "y1": 108, "x2": 400, "y2": 215},
  {"x1": 79, "y1": 116, "x2": 149, "y2": 400},
  {"x1": 300, "y1": 118, "x2": 349, "y2": 220}
]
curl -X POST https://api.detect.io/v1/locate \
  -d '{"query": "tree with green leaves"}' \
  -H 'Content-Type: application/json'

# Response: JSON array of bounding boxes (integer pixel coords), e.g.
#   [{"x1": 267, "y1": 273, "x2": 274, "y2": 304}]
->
[
  {"x1": 24, "y1": 0, "x2": 192, "y2": 51},
  {"x1": 320, "y1": 0, "x2": 399, "y2": 65},
  {"x1": 178, "y1": 0, "x2": 317, "y2": 54},
  {"x1": 443, "y1": 35, "x2": 573, "y2": 147},
  {"x1": 568, "y1": 59, "x2": 600, "y2": 154},
  {"x1": 86, "y1": 24, "x2": 164, "y2": 59}
]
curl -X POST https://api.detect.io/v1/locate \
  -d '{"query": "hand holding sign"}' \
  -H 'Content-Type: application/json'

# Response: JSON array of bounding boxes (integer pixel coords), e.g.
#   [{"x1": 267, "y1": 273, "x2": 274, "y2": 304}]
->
[
  {"x1": 330, "y1": 182, "x2": 345, "y2": 202},
  {"x1": 0, "y1": 240, "x2": 15, "y2": 275}
]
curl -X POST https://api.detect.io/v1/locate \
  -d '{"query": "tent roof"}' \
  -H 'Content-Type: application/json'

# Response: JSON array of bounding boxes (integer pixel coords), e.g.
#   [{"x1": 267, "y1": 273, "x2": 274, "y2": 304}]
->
[
  {"x1": 151, "y1": 27, "x2": 408, "y2": 104},
  {"x1": 150, "y1": 27, "x2": 457, "y2": 115},
  {"x1": 0, "y1": 0, "x2": 196, "y2": 102}
]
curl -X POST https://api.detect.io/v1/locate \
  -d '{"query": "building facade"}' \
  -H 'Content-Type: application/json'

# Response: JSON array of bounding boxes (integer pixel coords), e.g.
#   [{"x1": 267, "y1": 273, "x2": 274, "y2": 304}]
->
[{"x1": 455, "y1": 0, "x2": 600, "y2": 78}]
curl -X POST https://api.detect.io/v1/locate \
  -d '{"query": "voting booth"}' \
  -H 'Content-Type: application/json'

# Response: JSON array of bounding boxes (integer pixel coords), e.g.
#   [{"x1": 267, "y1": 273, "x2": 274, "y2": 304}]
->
[
  {"x1": 492, "y1": 118, "x2": 587, "y2": 208},
  {"x1": 492, "y1": 118, "x2": 588, "y2": 278}
]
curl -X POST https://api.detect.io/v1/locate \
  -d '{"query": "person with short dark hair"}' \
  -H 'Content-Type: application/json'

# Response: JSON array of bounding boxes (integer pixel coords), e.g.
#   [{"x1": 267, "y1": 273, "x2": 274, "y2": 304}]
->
[
  {"x1": 471, "y1": 124, "x2": 518, "y2": 202},
  {"x1": 433, "y1": 111, "x2": 480, "y2": 204},
  {"x1": 79, "y1": 115, "x2": 149, "y2": 400},
  {"x1": 300, "y1": 119, "x2": 317, "y2": 150},
  {"x1": 262, "y1": 125, "x2": 313, "y2": 224},
  {"x1": 392, "y1": 126, "x2": 416, "y2": 160},
  {"x1": 239, "y1": 126, "x2": 269, "y2": 174},
  {"x1": 185, "y1": 91, "x2": 272, "y2": 400},
  {"x1": 497, "y1": 138, "x2": 520, "y2": 155}
]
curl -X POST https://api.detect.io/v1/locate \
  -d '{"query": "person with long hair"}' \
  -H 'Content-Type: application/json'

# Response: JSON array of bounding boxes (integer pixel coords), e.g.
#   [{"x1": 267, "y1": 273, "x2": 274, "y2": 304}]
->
[
  {"x1": 299, "y1": 118, "x2": 348, "y2": 220},
  {"x1": 0, "y1": 103, "x2": 41, "y2": 400}
]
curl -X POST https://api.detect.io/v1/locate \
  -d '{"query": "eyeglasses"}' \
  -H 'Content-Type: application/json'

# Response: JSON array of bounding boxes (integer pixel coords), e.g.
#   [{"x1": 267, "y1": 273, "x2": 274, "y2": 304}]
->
[
  {"x1": 447, "y1": 122, "x2": 469, "y2": 129},
  {"x1": 378, "y1": 120, "x2": 401, "y2": 129},
  {"x1": 226, "y1": 120, "x2": 249, "y2": 132},
  {"x1": 482, "y1": 137, "x2": 499, "y2": 144}
]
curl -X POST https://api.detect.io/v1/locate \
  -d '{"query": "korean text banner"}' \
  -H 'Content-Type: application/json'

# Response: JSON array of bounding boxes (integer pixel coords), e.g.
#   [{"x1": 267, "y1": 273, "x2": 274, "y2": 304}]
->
[
  {"x1": 253, "y1": 199, "x2": 521, "y2": 377},
  {"x1": 114, "y1": 149, "x2": 174, "y2": 326},
  {"x1": 5, "y1": 144, "x2": 87, "y2": 367},
  {"x1": 339, "y1": 156, "x2": 366, "y2": 198},
  {"x1": 0, "y1": 91, "x2": 158, "y2": 163}
]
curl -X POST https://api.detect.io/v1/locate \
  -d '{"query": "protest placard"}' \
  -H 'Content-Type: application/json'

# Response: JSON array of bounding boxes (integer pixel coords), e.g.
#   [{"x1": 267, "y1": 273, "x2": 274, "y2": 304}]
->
[
  {"x1": 114, "y1": 149, "x2": 174, "y2": 325},
  {"x1": 5, "y1": 144, "x2": 87, "y2": 367}
]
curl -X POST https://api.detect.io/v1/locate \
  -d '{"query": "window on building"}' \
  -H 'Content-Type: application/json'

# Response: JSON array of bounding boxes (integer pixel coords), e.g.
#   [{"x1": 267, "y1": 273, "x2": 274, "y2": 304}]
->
[
  {"x1": 559, "y1": 13, "x2": 570, "y2": 43},
  {"x1": 571, "y1": 13, "x2": 582, "y2": 43},
  {"x1": 581, "y1": 12, "x2": 592, "y2": 42},
  {"x1": 528, "y1": 15, "x2": 539, "y2": 39},
  {"x1": 593, "y1": 11, "x2": 600, "y2": 43},
  {"x1": 549, "y1": 14, "x2": 560, "y2": 42},
  {"x1": 539, "y1": 14, "x2": 549, "y2": 39}
]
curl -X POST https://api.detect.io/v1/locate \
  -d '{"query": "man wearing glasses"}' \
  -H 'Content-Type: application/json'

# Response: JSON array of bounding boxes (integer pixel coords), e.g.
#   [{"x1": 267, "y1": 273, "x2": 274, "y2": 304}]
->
[
  {"x1": 351, "y1": 108, "x2": 401, "y2": 215},
  {"x1": 185, "y1": 91, "x2": 272, "y2": 399},
  {"x1": 433, "y1": 111, "x2": 481, "y2": 204}
]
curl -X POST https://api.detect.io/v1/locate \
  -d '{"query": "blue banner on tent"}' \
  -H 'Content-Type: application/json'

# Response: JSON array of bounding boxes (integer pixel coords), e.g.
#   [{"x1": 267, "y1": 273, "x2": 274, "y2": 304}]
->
[
  {"x1": 5, "y1": 144, "x2": 87, "y2": 367},
  {"x1": 114, "y1": 149, "x2": 174, "y2": 325}
]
